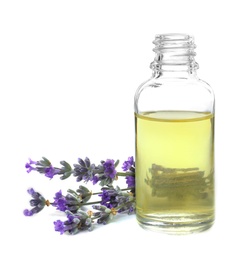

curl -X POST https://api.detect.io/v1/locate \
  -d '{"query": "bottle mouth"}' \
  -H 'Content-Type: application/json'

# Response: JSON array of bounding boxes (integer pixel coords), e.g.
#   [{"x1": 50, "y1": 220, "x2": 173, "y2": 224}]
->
[
  {"x1": 151, "y1": 33, "x2": 198, "y2": 72},
  {"x1": 153, "y1": 33, "x2": 196, "y2": 53},
  {"x1": 154, "y1": 33, "x2": 193, "y2": 41}
]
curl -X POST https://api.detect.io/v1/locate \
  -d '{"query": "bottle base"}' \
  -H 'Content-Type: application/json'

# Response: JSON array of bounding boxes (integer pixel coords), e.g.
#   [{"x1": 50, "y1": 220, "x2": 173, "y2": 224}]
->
[{"x1": 137, "y1": 214, "x2": 214, "y2": 235}]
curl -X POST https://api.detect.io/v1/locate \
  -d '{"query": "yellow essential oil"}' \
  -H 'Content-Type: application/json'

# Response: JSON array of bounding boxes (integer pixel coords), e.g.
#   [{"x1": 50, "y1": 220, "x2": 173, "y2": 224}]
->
[{"x1": 135, "y1": 111, "x2": 214, "y2": 234}]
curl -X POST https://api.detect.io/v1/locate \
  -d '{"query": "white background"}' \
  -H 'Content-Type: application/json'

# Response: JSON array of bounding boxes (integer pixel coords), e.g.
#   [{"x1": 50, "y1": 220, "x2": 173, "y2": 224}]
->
[{"x1": 1, "y1": 0, "x2": 251, "y2": 259}]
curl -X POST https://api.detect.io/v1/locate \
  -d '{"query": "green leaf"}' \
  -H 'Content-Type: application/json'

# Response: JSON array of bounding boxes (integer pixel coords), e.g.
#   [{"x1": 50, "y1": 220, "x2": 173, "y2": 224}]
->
[
  {"x1": 40, "y1": 157, "x2": 51, "y2": 166},
  {"x1": 60, "y1": 161, "x2": 72, "y2": 171},
  {"x1": 60, "y1": 171, "x2": 72, "y2": 180},
  {"x1": 77, "y1": 185, "x2": 90, "y2": 194},
  {"x1": 114, "y1": 159, "x2": 119, "y2": 168},
  {"x1": 67, "y1": 189, "x2": 79, "y2": 197}
]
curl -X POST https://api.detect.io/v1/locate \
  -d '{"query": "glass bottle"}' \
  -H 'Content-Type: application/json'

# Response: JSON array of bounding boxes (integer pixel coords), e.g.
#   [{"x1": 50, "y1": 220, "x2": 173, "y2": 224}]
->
[{"x1": 134, "y1": 34, "x2": 215, "y2": 234}]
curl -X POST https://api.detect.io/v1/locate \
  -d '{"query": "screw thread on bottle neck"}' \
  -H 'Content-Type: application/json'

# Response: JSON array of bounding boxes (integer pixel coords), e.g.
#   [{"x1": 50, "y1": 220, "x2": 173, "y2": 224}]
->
[{"x1": 150, "y1": 34, "x2": 199, "y2": 74}]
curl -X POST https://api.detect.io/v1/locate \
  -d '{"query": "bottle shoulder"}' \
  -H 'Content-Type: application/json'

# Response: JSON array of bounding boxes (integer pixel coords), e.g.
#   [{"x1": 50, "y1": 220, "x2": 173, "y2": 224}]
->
[
  {"x1": 197, "y1": 78, "x2": 214, "y2": 97},
  {"x1": 134, "y1": 76, "x2": 215, "y2": 114},
  {"x1": 135, "y1": 76, "x2": 214, "y2": 97}
]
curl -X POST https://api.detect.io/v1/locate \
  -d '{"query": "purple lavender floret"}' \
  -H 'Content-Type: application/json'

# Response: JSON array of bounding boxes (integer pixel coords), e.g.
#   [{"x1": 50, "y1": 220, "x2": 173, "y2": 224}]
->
[
  {"x1": 54, "y1": 220, "x2": 65, "y2": 235},
  {"x1": 54, "y1": 190, "x2": 64, "y2": 201},
  {"x1": 103, "y1": 159, "x2": 117, "y2": 179},
  {"x1": 44, "y1": 165, "x2": 60, "y2": 179},
  {"x1": 125, "y1": 175, "x2": 135, "y2": 188},
  {"x1": 23, "y1": 209, "x2": 33, "y2": 216},
  {"x1": 54, "y1": 214, "x2": 80, "y2": 235},
  {"x1": 25, "y1": 158, "x2": 38, "y2": 173},
  {"x1": 99, "y1": 188, "x2": 119, "y2": 209},
  {"x1": 99, "y1": 189, "x2": 111, "y2": 204},
  {"x1": 122, "y1": 156, "x2": 135, "y2": 172},
  {"x1": 53, "y1": 190, "x2": 67, "y2": 211},
  {"x1": 92, "y1": 175, "x2": 99, "y2": 185},
  {"x1": 52, "y1": 191, "x2": 76, "y2": 212}
]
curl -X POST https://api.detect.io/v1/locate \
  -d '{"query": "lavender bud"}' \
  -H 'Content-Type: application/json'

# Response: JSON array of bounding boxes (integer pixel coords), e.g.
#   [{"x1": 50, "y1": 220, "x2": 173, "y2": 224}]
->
[
  {"x1": 67, "y1": 205, "x2": 79, "y2": 211},
  {"x1": 78, "y1": 158, "x2": 86, "y2": 167},
  {"x1": 85, "y1": 218, "x2": 92, "y2": 226},
  {"x1": 92, "y1": 205, "x2": 107, "y2": 211},
  {"x1": 92, "y1": 212, "x2": 101, "y2": 217},
  {"x1": 76, "y1": 176, "x2": 83, "y2": 182},
  {"x1": 30, "y1": 199, "x2": 40, "y2": 207},
  {"x1": 88, "y1": 226, "x2": 94, "y2": 232},
  {"x1": 31, "y1": 206, "x2": 43, "y2": 214},
  {"x1": 84, "y1": 157, "x2": 91, "y2": 167}
]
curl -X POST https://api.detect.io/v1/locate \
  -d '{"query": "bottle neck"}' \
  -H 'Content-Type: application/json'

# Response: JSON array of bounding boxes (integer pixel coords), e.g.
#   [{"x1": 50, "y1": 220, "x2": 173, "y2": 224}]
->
[{"x1": 150, "y1": 34, "x2": 199, "y2": 78}]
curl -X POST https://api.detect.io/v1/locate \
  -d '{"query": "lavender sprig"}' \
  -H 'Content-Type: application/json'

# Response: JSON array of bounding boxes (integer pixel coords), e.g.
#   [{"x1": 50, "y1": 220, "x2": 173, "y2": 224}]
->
[
  {"x1": 25, "y1": 157, "x2": 68, "y2": 179},
  {"x1": 25, "y1": 156, "x2": 135, "y2": 188},
  {"x1": 53, "y1": 188, "x2": 135, "y2": 235},
  {"x1": 24, "y1": 156, "x2": 136, "y2": 235}
]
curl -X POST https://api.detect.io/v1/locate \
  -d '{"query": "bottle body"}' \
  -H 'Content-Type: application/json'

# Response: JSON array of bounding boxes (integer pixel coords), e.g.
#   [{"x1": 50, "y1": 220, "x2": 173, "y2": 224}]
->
[{"x1": 134, "y1": 34, "x2": 215, "y2": 234}]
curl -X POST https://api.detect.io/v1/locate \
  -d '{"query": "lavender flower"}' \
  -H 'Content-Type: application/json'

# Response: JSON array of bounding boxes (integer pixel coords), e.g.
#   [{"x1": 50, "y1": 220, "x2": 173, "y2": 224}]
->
[
  {"x1": 52, "y1": 189, "x2": 84, "y2": 213},
  {"x1": 23, "y1": 188, "x2": 48, "y2": 216},
  {"x1": 116, "y1": 194, "x2": 135, "y2": 214},
  {"x1": 73, "y1": 158, "x2": 118, "y2": 186},
  {"x1": 44, "y1": 165, "x2": 60, "y2": 179},
  {"x1": 126, "y1": 175, "x2": 135, "y2": 188},
  {"x1": 25, "y1": 158, "x2": 38, "y2": 173},
  {"x1": 103, "y1": 159, "x2": 117, "y2": 178},
  {"x1": 73, "y1": 157, "x2": 97, "y2": 182},
  {"x1": 99, "y1": 186, "x2": 135, "y2": 215},
  {"x1": 54, "y1": 209, "x2": 93, "y2": 235},
  {"x1": 92, "y1": 205, "x2": 115, "y2": 225},
  {"x1": 53, "y1": 190, "x2": 67, "y2": 211},
  {"x1": 52, "y1": 186, "x2": 92, "y2": 213},
  {"x1": 26, "y1": 157, "x2": 62, "y2": 179},
  {"x1": 99, "y1": 188, "x2": 119, "y2": 208},
  {"x1": 122, "y1": 156, "x2": 135, "y2": 172},
  {"x1": 95, "y1": 159, "x2": 119, "y2": 186},
  {"x1": 91, "y1": 175, "x2": 99, "y2": 185},
  {"x1": 54, "y1": 220, "x2": 65, "y2": 235},
  {"x1": 54, "y1": 214, "x2": 80, "y2": 235},
  {"x1": 117, "y1": 204, "x2": 135, "y2": 215}
]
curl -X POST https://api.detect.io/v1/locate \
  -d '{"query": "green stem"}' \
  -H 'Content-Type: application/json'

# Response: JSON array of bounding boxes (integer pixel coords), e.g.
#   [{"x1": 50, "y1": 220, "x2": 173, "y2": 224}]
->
[
  {"x1": 91, "y1": 192, "x2": 101, "y2": 195},
  {"x1": 91, "y1": 187, "x2": 132, "y2": 196},
  {"x1": 116, "y1": 171, "x2": 135, "y2": 177},
  {"x1": 120, "y1": 188, "x2": 133, "y2": 192},
  {"x1": 81, "y1": 200, "x2": 101, "y2": 206}
]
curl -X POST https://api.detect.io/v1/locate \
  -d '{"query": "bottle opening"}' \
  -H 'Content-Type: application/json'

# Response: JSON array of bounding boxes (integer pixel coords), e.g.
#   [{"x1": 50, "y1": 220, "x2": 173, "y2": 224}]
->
[
  {"x1": 153, "y1": 33, "x2": 195, "y2": 52},
  {"x1": 154, "y1": 33, "x2": 192, "y2": 42},
  {"x1": 151, "y1": 33, "x2": 198, "y2": 73}
]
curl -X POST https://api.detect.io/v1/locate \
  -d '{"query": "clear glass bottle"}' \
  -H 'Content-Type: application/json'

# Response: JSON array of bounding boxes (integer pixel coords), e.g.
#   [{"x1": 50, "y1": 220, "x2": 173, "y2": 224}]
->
[{"x1": 134, "y1": 34, "x2": 215, "y2": 234}]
